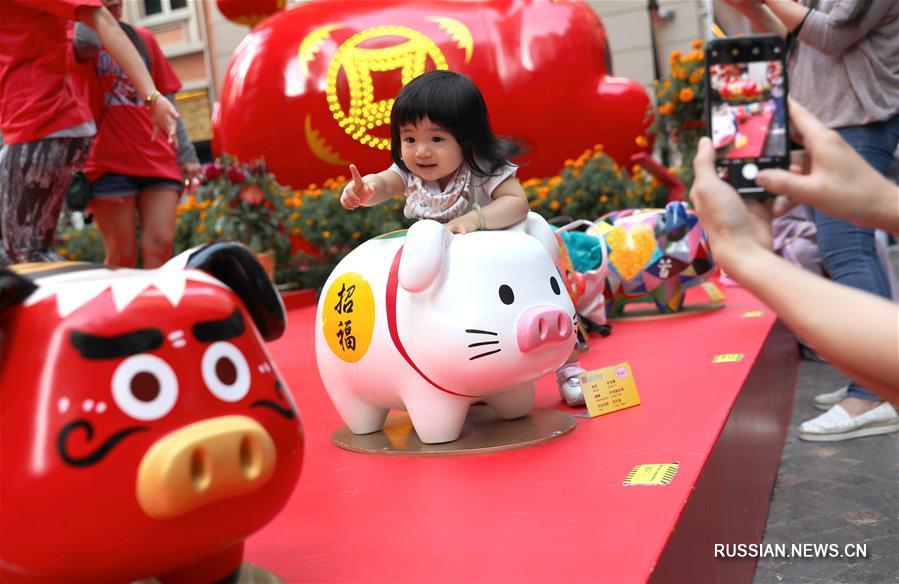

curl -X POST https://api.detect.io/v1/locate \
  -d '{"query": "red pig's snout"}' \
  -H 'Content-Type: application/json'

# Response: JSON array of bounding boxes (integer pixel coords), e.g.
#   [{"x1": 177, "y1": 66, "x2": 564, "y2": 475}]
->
[
  {"x1": 136, "y1": 416, "x2": 276, "y2": 519},
  {"x1": 517, "y1": 306, "x2": 573, "y2": 353}
]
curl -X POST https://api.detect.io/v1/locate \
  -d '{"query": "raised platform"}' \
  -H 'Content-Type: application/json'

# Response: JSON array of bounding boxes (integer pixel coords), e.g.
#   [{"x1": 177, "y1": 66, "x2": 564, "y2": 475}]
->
[{"x1": 251, "y1": 282, "x2": 799, "y2": 582}]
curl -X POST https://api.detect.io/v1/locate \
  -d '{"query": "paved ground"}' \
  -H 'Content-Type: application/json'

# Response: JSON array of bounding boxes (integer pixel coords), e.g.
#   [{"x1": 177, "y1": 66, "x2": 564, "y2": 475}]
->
[{"x1": 754, "y1": 246, "x2": 899, "y2": 583}]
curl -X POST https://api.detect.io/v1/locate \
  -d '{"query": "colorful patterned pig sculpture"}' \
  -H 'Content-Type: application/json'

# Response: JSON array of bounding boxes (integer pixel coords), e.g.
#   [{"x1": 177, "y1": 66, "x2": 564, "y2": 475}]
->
[
  {"x1": 315, "y1": 213, "x2": 576, "y2": 444},
  {"x1": 0, "y1": 243, "x2": 302, "y2": 583},
  {"x1": 597, "y1": 202, "x2": 717, "y2": 315}
]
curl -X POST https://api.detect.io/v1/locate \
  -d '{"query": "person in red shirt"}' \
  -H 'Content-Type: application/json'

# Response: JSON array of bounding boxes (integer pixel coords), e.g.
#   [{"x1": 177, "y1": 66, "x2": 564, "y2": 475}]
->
[
  {"x1": 0, "y1": 0, "x2": 179, "y2": 265},
  {"x1": 78, "y1": 0, "x2": 190, "y2": 268}
]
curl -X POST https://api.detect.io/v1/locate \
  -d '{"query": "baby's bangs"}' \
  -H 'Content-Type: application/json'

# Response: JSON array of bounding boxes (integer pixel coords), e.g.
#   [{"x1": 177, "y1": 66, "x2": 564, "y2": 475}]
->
[{"x1": 391, "y1": 78, "x2": 462, "y2": 132}]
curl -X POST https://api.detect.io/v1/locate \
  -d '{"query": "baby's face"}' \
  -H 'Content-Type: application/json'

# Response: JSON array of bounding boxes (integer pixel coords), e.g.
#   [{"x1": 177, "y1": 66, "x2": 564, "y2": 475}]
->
[{"x1": 399, "y1": 117, "x2": 464, "y2": 188}]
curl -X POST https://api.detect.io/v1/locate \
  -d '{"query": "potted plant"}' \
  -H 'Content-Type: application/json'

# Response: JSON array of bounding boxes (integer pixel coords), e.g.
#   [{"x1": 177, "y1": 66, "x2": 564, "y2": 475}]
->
[{"x1": 192, "y1": 155, "x2": 291, "y2": 279}]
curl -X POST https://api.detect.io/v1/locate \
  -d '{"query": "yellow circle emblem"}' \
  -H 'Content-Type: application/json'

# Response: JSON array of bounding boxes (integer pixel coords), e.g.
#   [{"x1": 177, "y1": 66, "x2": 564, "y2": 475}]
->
[
  {"x1": 325, "y1": 26, "x2": 449, "y2": 150},
  {"x1": 322, "y1": 273, "x2": 375, "y2": 362}
]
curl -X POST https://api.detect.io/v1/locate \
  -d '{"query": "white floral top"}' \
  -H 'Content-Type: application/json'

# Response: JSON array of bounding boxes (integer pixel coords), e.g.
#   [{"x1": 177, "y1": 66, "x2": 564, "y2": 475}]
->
[{"x1": 388, "y1": 161, "x2": 518, "y2": 223}]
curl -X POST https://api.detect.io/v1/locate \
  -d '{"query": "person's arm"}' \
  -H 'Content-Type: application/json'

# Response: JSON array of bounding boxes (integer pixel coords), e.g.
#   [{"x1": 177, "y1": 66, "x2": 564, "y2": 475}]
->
[
  {"x1": 72, "y1": 21, "x2": 100, "y2": 62},
  {"x1": 690, "y1": 137, "x2": 898, "y2": 403},
  {"x1": 757, "y1": 100, "x2": 899, "y2": 234},
  {"x1": 722, "y1": 0, "x2": 789, "y2": 36},
  {"x1": 75, "y1": 5, "x2": 178, "y2": 144},
  {"x1": 729, "y1": 245, "x2": 898, "y2": 401},
  {"x1": 166, "y1": 93, "x2": 200, "y2": 167},
  {"x1": 782, "y1": 0, "x2": 894, "y2": 56},
  {"x1": 760, "y1": 0, "x2": 809, "y2": 33},
  {"x1": 340, "y1": 164, "x2": 405, "y2": 210},
  {"x1": 446, "y1": 176, "x2": 529, "y2": 234}
]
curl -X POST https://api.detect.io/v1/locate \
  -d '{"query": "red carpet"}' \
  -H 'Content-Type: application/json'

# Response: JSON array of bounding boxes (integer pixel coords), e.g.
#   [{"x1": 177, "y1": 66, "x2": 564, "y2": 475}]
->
[
  {"x1": 730, "y1": 108, "x2": 774, "y2": 159},
  {"x1": 247, "y1": 281, "x2": 799, "y2": 582}
]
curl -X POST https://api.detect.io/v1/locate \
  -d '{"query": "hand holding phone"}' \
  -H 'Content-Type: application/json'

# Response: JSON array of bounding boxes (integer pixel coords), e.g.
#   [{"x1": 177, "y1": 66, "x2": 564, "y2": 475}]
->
[{"x1": 704, "y1": 35, "x2": 790, "y2": 198}]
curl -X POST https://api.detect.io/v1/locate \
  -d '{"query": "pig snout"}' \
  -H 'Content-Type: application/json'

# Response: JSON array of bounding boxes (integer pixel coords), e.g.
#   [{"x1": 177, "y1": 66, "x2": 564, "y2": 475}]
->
[
  {"x1": 136, "y1": 416, "x2": 276, "y2": 519},
  {"x1": 517, "y1": 306, "x2": 573, "y2": 353}
]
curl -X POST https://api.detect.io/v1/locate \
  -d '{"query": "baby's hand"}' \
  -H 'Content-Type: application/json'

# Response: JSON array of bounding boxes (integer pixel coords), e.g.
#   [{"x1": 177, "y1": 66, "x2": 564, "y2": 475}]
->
[
  {"x1": 446, "y1": 215, "x2": 480, "y2": 235},
  {"x1": 340, "y1": 164, "x2": 376, "y2": 210}
]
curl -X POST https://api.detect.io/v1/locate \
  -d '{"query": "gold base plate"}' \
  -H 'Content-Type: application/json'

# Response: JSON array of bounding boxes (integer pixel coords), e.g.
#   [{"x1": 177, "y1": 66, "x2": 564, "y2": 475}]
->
[
  {"x1": 331, "y1": 405, "x2": 577, "y2": 457},
  {"x1": 608, "y1": 300, "x2": 724, "y2": 322}
]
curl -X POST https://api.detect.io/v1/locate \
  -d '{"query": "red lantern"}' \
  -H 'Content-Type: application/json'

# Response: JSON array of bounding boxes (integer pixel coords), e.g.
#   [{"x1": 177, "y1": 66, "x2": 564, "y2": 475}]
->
[
  {"x1": 214, "y1": 0, "x2": 652, "y2": 189},
  {"x1": 215, "y1": 0, "x2": 286, "y2": 27}
]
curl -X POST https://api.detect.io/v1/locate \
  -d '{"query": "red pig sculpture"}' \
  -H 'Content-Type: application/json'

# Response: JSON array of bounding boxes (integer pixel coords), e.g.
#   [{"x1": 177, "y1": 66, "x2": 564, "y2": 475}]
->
[
  {"x1": 0, "y1": 243, "x2": 302, "y2": 583},
  {"x1": 214, "y1": 0, "x2": 651, "y2": 188}
]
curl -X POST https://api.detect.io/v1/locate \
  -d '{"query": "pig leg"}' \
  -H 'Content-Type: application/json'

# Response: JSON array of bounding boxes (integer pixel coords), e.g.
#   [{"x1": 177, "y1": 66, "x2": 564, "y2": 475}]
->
[
  {"x1": 330, "y1": 392, "x2": 389, "y2": 435},
  {"x1": 403, "y1": 390, "x2": 470, "y2": 444},
  {"x1": 485, "y1": 383, "x2": 535, "y2": 420}
]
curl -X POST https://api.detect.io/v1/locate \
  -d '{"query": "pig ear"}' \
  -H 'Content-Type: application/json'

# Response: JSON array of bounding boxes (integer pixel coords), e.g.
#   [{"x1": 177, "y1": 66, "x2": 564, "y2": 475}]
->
[
  {"x1": 398, "y1": 220, "x2": 452, "y2": 293},
  {"x1": 513, "y1": 212, "x2": 561, "y2": 262},
  {"x1": 0, "y1": 269, "x2": 37, "y2": 317},
  {"x1": 184, "y1": 242, "x2": 286, "y2": 341}
]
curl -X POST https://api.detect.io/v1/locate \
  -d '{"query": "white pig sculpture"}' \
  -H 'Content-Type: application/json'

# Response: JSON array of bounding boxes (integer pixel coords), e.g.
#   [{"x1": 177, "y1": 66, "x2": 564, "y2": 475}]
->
[{"x1": 315, "y1": 213, "x2": 577, "y2": 444}]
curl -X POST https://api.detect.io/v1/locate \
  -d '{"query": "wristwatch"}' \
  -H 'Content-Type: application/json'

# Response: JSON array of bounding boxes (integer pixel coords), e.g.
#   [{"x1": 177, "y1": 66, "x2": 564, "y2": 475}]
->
[{"x1": 144, "y1": 90, "x2": 162, "y2": 109}]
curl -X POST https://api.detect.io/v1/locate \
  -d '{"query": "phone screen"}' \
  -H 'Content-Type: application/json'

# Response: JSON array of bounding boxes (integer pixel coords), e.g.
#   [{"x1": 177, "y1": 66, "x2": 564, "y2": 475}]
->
[{"x1": 706, "y1": 37, "x2": 788, "y2": 196}]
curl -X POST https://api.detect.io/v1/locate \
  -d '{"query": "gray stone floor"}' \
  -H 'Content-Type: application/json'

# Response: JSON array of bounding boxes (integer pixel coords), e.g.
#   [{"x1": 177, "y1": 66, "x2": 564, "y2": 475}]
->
[
  {"x1": 754, "y1": 244, "x2": 899, "y2": 583},
  {"x1": 753, "y1": 361, "x2": 899, "y2": 583}
]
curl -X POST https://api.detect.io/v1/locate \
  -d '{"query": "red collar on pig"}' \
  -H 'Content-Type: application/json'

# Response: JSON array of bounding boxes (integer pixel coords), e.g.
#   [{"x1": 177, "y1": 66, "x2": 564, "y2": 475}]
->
[{"x1": 386, "y1": 246, "x2": 481, "y2": 399}]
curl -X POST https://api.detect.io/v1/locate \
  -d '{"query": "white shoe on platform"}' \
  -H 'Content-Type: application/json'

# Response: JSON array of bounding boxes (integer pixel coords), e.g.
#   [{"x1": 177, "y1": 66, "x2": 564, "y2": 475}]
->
[
  {"x1": 813, "y1": 385, "x2": 849, "y2": 411},
  {"x1": 799, "y1": 402, "x2": 899, "y2": 442}
]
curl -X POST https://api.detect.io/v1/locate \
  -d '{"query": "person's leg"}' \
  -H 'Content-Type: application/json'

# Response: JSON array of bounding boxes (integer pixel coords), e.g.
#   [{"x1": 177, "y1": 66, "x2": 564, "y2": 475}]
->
[
  {"x1": 822, "y1": 119, "x2": 899, "y2": 406},
  {"x1": 800, "y1": 117, "x2": 899, "y2": 440},
  {"x1": 91, "y1": 195, "x2": 139, "y2": 268},
  {"x1": 0, "y1": 137, "x2": 91, "y2": 263},
  {"x1": 136, "y1": 184, "x2": 179, "y2": 269}
]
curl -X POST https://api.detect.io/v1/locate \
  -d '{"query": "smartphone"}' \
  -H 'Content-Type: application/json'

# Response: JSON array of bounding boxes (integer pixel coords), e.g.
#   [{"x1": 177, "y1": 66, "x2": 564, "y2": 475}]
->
[{"x1": 704, "y1": 35, "x2": 789, "y2": 198}]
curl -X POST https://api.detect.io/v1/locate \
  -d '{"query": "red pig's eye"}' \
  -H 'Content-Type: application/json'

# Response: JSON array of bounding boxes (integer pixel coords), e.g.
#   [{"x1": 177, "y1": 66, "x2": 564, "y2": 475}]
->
[
  {"x1": 202, "y1": 341, "x2": 251, "y2": 402},
  {"x1": 112, "y1": 354, "x2": 178, "y2": 420}
]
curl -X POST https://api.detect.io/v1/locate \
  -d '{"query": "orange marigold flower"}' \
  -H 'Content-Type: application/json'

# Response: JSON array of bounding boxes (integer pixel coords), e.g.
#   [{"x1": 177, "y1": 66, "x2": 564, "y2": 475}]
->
[
  {"x1": 669, "y1": 50, "x2": 682, "y2": 63},
  {"x1": 635, "y1": 135, "x2": 649, "y2": 147},
  {"x1": 692, "y1": 39, "x2": 704, "y2": 50},
  {"x1": 689, "y1": 69, "x2": 704, "y2": 85},
  {"x1": 658, "y1": 103, "x2": 675, "y2": 116},
  {"x1": 550, "y1": 200, "x2": 561, "y2": 211},
  {"x1": 679, "y1": 87, "x2": 694, "y2": 103}
]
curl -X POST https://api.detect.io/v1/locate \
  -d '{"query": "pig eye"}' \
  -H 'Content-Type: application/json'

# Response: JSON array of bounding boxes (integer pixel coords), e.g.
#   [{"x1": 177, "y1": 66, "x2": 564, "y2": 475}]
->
[
  {"x1": 498, "y1": 284, "x2": 514, "y2": 305},
  {"x1": 550, "y1": 276, "x2": 561, "y2": 295},
  {"x1": 112, "y1": 354, "x2": 178, "y2": 421},
  {"x1": 202, "y1": 341, "x2": 251, "y2": 402}
]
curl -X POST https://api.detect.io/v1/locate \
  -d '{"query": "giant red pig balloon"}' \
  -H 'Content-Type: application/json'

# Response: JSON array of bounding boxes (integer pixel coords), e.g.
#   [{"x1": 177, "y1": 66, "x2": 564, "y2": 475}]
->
[
  {"x1": 214, "y1": 0, "x2": 651, "y2": 189},
  {"x1": 216, "y1": 0, "x2": 286, "y2": 27},
  {"x1": 0, "y1": 243, "x2": 302, "y2": 583}
]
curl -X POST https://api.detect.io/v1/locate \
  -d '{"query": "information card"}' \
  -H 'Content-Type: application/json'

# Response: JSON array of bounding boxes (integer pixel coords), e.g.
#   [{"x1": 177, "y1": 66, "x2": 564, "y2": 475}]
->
[{"x1": 578, "y1": 362, "x2": 641, "y2": 418}]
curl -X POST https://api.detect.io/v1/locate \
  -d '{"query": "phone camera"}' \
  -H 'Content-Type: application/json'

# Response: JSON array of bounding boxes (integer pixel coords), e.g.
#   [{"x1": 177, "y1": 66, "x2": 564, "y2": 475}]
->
[
  {"x1": 773, "y1": 46, "x2": 782, "y2": 54},
  {"x1": 751, "y1": 45, "x2": 761, "y2": 56}
]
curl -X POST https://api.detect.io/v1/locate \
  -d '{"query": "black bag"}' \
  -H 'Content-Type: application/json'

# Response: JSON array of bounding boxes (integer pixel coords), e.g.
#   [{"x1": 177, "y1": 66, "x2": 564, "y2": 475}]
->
[{"x1": 65, "y1": 171, "x2": 92, "y2": 212}]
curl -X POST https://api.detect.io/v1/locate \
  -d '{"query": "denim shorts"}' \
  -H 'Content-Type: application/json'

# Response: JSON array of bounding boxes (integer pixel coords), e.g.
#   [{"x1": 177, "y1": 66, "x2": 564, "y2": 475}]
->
[{"x1": 90, "y1": 173, "x2": 183, "y2": 198}]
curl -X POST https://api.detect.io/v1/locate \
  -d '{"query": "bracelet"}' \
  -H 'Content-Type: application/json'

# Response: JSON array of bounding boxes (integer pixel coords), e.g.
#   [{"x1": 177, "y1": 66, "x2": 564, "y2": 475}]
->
[
  {"x1": 472, "y1": 203, "x2": 486, "y2": 230},
  {"x1": 144, "y1": 90, "x2": 162, "y2": 109}
]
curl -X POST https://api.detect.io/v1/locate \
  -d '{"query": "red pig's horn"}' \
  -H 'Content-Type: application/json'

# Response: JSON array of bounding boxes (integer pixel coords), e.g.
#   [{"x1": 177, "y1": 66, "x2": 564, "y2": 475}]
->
[
  {"x1": 185, "y1": 242, "x2": 286, "y2": 341},
  {"x1": 0, "y1": 269, "x2": 38, "y2": 316}
]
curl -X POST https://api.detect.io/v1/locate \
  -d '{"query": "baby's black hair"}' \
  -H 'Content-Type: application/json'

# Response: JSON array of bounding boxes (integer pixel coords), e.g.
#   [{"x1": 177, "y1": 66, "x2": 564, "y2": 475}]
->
[{"x1": 389, "y1": 70, "x2": 524, "y2": 177}]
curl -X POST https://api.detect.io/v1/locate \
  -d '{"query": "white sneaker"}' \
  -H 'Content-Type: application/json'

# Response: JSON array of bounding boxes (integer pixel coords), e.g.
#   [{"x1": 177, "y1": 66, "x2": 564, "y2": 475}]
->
[
  {"x1": 556, "y1": 364, "x2": 586, "y2": 407},
  {"x1": 799, "y1": 402, "x2": 899, "y2": 442},
  {"x1": 813, "y1": 385, "x2": 849, "y2": 411}
]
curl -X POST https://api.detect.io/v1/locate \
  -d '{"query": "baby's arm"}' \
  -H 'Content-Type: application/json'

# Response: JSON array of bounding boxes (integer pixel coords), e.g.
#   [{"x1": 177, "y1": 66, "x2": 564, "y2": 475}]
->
[
  {"x1": 447, "y1": 177, "x2": 529, "y2": 234},
  {"x1": 340, "y1": 165, "x2": 406, "y2": 210}
]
